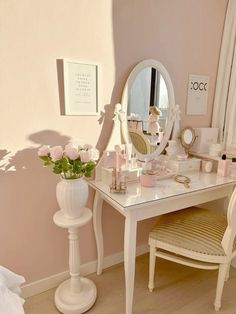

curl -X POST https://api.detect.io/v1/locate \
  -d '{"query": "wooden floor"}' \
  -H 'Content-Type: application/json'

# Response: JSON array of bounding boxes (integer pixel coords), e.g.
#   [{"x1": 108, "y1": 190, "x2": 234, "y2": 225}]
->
[{"x1": 24, "y1": 254, "x2": 236, "y2": 314}]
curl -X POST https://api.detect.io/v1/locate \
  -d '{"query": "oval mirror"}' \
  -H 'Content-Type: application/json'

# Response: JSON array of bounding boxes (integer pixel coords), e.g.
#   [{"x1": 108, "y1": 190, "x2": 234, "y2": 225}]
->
[{"x1": 121, "y1": 59, "x2": 175, "y2": 161}]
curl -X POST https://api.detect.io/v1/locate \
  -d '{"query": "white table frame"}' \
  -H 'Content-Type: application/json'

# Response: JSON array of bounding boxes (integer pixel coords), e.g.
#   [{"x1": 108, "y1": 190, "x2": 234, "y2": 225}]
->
[{"x1": 90, "y1": 173, "x2": 236, "y2": 314}]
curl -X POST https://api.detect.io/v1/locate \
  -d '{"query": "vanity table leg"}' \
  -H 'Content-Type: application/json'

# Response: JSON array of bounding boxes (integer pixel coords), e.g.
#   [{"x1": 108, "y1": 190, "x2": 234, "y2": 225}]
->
[
  {"x1": 93, "y1": 191, "x2": 104, "y2": 275},
  {"x1": 124, "y1": 213, "x2": 137, "y2": 314}
]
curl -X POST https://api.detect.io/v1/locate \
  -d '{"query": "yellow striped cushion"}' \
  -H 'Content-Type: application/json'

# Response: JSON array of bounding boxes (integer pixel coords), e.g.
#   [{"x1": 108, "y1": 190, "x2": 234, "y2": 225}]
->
[{"x1": 149, "y1": 207, "x2": 228, "y2": 256}]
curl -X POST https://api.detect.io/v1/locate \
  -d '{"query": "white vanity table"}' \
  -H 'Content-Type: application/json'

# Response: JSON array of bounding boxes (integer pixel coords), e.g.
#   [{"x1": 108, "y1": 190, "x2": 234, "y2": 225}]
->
[
  {"x1": 90, "y1": 59, "x2": 236, "y2": 314},
  {"x1": 90, "y1": 173, "x2": 236, "y2": 314}
]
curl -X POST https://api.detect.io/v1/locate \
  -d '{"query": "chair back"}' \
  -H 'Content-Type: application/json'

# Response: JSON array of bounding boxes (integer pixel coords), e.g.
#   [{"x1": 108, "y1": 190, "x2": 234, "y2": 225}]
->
[
  {"x1": 221, "y1": 187, "x2": 236, "y2": 256},
  {"x1": 128, "y1": 128, "x2": 151, "y2": 154}
]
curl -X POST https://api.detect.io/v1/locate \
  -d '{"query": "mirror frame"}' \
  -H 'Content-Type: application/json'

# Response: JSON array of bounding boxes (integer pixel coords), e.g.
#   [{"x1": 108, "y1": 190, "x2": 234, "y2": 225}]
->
[
  {"x1": 121, "y1": 59, "x2": 175, "y2": 161},
  {"x1": 179, "y1": 126, "x2": 196, "y2": 156}
]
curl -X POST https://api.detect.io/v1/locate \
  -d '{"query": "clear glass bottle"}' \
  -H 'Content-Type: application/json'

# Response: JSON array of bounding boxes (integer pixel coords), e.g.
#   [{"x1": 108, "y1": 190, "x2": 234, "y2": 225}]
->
[{"x1": 131, "y1": 153, "x2": 137, "y2": 169}]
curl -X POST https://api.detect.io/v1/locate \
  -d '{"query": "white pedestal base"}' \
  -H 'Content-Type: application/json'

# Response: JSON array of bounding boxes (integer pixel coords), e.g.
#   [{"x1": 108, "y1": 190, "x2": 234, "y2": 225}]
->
[
  {"x1": 53, "y1": 209, "x2": 97, "y2": 314},
  {"x1": 55, "y1": 277, "x2": 97, "y2": 314}
]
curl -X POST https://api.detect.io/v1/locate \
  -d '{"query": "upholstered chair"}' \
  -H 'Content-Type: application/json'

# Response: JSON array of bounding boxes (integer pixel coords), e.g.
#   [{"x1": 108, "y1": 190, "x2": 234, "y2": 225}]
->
[
  {"x1": 148, "y1": 188, "x2": 236, "y2": 311},
  {"x1": 128, "y1": 128, "x2": 151, "y2": 155}
]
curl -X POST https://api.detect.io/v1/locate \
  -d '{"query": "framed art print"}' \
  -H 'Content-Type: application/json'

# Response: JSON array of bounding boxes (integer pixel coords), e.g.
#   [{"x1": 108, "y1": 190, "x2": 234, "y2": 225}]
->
[
  {"x1": 187, "y1": 74, "x2": 209, "y2": 115},
  {"x1": 63, "y1": 59, "x2": 99, "y2": 115}
]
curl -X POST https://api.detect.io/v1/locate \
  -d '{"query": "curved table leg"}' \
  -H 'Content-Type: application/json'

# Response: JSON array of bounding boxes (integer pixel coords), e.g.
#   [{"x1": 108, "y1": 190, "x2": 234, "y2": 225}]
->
[
  {"x1": 124, "y1": 212, "x2": 137, "y2": 314},
  {"x1": 93, "y1": 191, "x2": 104, "y2": 275}
]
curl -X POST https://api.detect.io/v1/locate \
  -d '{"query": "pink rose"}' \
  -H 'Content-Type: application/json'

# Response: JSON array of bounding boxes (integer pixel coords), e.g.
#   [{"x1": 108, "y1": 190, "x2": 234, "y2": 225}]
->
[
  {"x1": 90, "y1": 148, "x2": 99, "y2": 161},
  {"x1": 65, "y1": 146, "x2": 79, "y2": 160},
  {"x1": 50, "y1": 146, "x2": 63, "y2": 161},
  {"x1": 38, "y1": 145, "x2": 50, "y2": 157},
  {"x1": 83, "y1": 144, "x2": 93, "y2": 150},
  {"x1": 80, "y1": 150, "x2": 91, "y2": 162}
]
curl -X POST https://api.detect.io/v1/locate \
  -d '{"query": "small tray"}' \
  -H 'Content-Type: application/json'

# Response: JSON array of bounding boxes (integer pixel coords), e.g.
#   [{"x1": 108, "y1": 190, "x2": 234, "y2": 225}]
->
[
  {"x1": 143, "y1": 168, "x2": 175, "y2": 180},
  {"x1": 155, "y1": 169, "x2": 175, "y2": 180},
  {"x1": 109, "y1": 186, "x2": 127, "y2": 194}
]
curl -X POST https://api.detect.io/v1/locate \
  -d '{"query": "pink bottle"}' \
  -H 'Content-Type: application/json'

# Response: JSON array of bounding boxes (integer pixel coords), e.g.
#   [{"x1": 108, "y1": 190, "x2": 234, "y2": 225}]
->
[{"x1": 217, "y1": 154, "x2": 230, "y2": 177}]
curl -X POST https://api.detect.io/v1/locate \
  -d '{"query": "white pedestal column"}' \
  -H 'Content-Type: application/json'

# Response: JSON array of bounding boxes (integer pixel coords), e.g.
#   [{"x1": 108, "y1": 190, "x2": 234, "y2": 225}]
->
[{"x1": 53, "y1": 209, "x2": 97, "y2": 314}]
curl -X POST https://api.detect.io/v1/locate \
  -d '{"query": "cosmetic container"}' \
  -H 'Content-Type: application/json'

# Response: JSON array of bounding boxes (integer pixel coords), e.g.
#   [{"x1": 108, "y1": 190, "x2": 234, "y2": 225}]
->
[
  {"x1": 229, "y1": 157, "x2": 236, "y2": 179},
  {"x1": 142, "y1": 159, "x2": 152, "y2": 171},
  {"x1": 111, "y1": 168, "x2": 116, "y2": 189},
  {"x1": 120, "y1": 174, "x2": 126, "y2": 190},
  {"x1": 201, "y1": 160, "x2": 213, "y2": 173},
  {"x1": 217, "y1": 154, "x2": 230, "y2": 177}
]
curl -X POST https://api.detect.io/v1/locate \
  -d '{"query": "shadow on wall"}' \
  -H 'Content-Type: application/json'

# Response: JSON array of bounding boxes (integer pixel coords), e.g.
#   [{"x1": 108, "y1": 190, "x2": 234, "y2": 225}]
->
[
  {"x1": 56, "y1": 58, "x2": 115, "y2": 155},
  {"x1": 96, "y1": 104, "x2": 115, "y2": 153},
  {"x1": 111, "y1": 0, "x2": 160, "y2": 105},
  {"x1": 0, "y1": 130, "x2": 71, "y2": 279},
  {"x1": 110, "y1": 0, "x2": 162, "y2": 243},
  {"x1": 94, "y1": 1, "x2": 141, "y2": 156}
]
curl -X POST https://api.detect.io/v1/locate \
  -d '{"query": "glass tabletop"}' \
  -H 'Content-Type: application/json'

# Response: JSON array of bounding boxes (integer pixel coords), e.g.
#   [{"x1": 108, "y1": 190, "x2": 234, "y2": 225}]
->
[{"x1": 89, "y1": 172, "x2": 236, "y2": 209}]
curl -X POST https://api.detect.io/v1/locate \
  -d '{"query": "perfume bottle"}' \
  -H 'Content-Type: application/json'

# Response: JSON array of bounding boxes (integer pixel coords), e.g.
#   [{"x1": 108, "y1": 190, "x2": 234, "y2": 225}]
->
[
  {"x1": 120, "y1": 174, "x2": 126, "y2": 190},
  {"x1": 115, "y1": 169, "x2": 121, "y2": 190},
  {"x1": 110, "y1": 167, "x2": 126, "y2": 193},
  {"x1": 131, "y1": 153, "x2": 137, "y2": 169},
  {"x1": 229, "y1": 157, "x2": 236, "y2": 178},
  {"x1": 201, "y1": 160, "x2": 213, "y2": 173},
  {"x1": 125, "y1": 143, "x2": 132, "y2": 170},
  {"x1": 217, "y1": 154, "x2": 230, "y2": 177},
  {"x1": 111, "y1": 168, "x2": 116, "y2": 189}
]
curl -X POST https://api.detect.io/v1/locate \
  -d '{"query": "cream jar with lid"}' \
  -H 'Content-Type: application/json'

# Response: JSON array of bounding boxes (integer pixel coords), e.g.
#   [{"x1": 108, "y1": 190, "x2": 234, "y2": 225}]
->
[{"x1": 201, "y1": 160, "x2": 213, "y2": 173}]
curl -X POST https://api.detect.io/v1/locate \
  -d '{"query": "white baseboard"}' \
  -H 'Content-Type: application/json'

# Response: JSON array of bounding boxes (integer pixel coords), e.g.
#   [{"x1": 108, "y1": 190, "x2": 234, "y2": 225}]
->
[
  {"x1": 22, "y1": 271, "x2": 70, "y2": 299},
  {"x1": 22, "y1": 243, "x2": 149, "y2": 299}
]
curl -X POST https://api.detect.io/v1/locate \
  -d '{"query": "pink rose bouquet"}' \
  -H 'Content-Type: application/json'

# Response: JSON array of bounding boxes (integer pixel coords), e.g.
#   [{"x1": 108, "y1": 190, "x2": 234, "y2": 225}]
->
[{"x1": 38, "y1": 144, "x2": 99, "y2": 179}]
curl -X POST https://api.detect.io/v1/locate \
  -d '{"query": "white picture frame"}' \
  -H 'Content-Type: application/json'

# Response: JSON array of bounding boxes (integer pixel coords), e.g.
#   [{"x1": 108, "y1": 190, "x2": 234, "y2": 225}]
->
[
  {"x1": 63, "y1": 59, "x2": 99, "y2": 115},
  {"x1": 186, "y1": 74, "x2": 209, "y2": 115}
]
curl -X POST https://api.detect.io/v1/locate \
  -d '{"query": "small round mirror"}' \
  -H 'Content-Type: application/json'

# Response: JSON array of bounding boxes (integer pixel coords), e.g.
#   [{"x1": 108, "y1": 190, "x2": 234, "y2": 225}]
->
[
  {"x1": 183, "y1": 129, "x2": 194, "y2": 145},
  {"x1": 180, "y1": 126, "x2": 196, "y2": 156}
]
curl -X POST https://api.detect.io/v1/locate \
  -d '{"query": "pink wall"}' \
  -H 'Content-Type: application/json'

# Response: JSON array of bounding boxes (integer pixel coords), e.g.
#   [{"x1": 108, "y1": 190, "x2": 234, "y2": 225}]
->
[
  {"x1": 0, "y1": 0, "x2": 227, "y2": 284},
  {"x1": 111, "y1": 0, "x2": 228, "y2": 128}
]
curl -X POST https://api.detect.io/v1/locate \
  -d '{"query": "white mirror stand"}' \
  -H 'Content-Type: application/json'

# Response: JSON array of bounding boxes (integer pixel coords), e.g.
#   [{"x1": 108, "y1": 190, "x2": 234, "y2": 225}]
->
[{"x1": 121, "y1": 59, "x2": 176, "y2": 161}]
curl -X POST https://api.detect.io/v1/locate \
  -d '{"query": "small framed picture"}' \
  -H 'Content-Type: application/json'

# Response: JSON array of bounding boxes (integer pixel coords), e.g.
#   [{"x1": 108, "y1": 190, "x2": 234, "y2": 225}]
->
[
  {"x1": 63, "y1": 59, "x2": 99, "y2": 115},
  {"x1": 186, "y1": 74, "x2": 209, "y2": 115}
]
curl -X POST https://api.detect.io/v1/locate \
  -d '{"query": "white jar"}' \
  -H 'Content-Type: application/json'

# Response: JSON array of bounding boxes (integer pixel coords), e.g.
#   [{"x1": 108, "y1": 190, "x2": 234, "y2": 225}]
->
[
  {"x1": 229, "y1": 158, "x2": 236, "y2": 178},
  {"x1": 209, "y1": 143, "x2": 222, "y2": 157},
  {"x1": 201, "y1": 160, "x2": 213, "y2": 173}
]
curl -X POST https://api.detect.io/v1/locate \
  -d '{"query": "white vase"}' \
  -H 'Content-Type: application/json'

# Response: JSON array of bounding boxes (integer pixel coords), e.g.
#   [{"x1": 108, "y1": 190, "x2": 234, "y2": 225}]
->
[{"x1": 56, "y1": 177, "x2": 88, "y2": 219}]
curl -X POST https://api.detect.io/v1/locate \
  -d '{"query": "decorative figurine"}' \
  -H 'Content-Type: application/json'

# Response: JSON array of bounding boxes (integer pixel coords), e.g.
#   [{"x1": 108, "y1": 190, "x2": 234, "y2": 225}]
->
[{"x1": 147, "y1": 106, "x2": 162, "y2": 136}]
